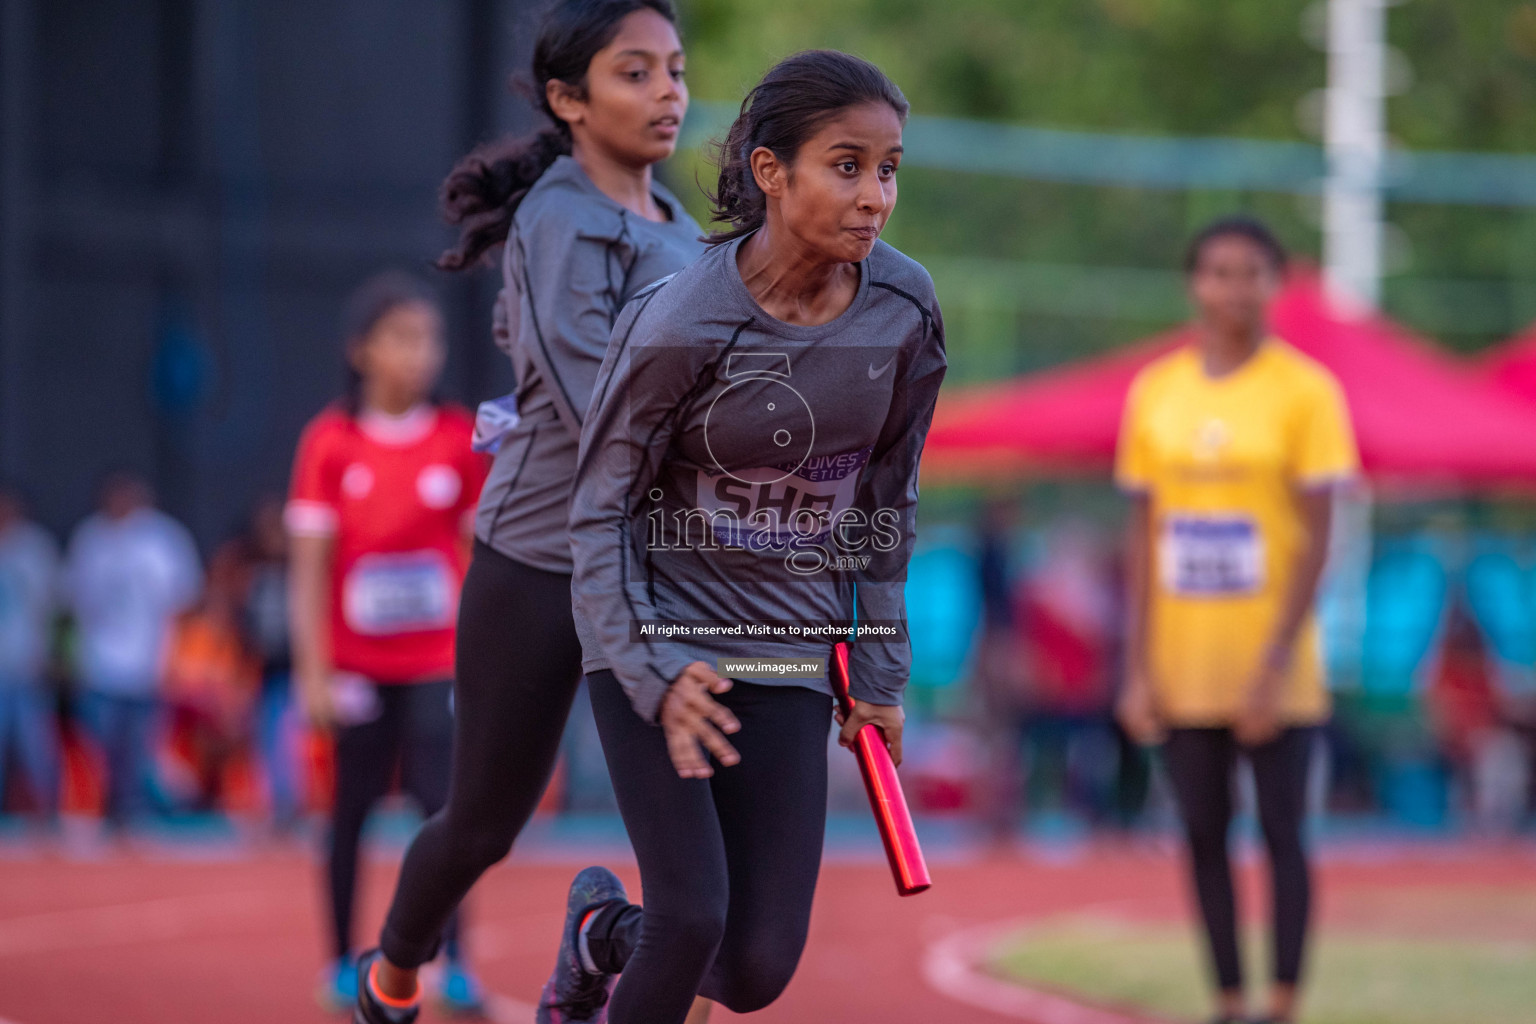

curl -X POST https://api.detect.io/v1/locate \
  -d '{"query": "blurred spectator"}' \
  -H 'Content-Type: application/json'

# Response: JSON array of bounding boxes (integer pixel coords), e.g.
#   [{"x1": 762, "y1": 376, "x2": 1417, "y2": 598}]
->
[
  {"x1": 1429, "y1": 600, "x2": 1529, "y2": 834},
  {"x1": 63, "y1": 472, "x2": 202, "y2": 828},
  {"x1": 232, "y1": 496, "x2": 301, "y2": 830},
  {"x1": 0, "y1": 486, "x2": 62, "y2": 820},
  {"x1": 1015, "y1": 523, "x2": 1118, "y2": 823},
  {"x1": 970, "y1": 496, "x2": 1029, "y2": 841},
  {"x1": 162, "y1": 540, "x2": 258, "y2": 813},
  {"x1": 974, "y1": 506, "x2": 1127, "y2": 837}
]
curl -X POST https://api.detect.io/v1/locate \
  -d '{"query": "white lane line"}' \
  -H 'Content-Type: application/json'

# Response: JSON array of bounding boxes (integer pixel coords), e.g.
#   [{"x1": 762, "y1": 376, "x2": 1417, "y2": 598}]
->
[
  {"x1": 922, "y1": 915, "x2": 1175, "y2": 1024},
  {"x1": 0, "y1": 890, "x2": 273, "y2": 958}
]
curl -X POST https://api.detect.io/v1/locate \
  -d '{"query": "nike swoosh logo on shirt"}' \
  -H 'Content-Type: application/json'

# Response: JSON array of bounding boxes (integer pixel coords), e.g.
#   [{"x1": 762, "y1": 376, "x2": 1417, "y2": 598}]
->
[{"x1": 868, "y1": 355, "x2": 897, "y2": 379}]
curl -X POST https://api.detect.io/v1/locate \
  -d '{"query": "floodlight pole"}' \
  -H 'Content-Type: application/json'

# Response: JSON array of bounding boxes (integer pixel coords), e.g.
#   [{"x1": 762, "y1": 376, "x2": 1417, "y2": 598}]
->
[{"x1": 1324, "y1": 0, "x2": 1388, "y2": 310}]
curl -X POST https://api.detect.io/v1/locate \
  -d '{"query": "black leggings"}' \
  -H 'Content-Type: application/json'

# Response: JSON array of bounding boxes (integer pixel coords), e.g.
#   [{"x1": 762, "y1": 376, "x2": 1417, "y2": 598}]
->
[
  {"x1": 329, "y1": 678, "x2": 458, "y2": 961},
  {"x1": 380, "y1": 542, "x2": 584, "y2": 967},
  {"x1": 1162, "y1": 727, "x2": 1316, "y2": 992},
  {"x1": 583, "y1": 669, "x2": 831, "y2": 1024}
]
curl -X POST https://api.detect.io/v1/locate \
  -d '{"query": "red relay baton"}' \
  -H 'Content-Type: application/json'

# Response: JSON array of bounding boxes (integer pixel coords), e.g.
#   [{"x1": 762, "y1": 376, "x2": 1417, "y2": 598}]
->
[{"x1": 830, "y1": 641, "x2": 932, "y2": 897}]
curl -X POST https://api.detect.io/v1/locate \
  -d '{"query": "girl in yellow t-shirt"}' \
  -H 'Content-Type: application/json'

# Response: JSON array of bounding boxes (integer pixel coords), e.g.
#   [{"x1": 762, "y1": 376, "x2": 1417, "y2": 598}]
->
[{"x1": 1115, "y1": 217, "x2": 1358, "y2": 1024}]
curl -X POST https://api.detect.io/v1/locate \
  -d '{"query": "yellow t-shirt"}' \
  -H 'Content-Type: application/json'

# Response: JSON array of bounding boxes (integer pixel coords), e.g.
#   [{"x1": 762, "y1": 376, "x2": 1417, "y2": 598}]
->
[{"x1": 1114, "y1": 340, "x2": 1359, "y2": 726}]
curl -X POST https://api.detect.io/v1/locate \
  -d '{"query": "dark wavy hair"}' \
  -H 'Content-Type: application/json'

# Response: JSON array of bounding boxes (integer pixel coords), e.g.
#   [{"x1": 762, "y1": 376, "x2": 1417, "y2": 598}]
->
[
  {"x1": 706, "y1": 50, "x2": 909, "y2": 244},
  {"x1": 1184, "y1": 215, "x2": 1288, "y2": 275},
  {"x1": 436, "y1": 0, "x2": 678, "y2": 271}
]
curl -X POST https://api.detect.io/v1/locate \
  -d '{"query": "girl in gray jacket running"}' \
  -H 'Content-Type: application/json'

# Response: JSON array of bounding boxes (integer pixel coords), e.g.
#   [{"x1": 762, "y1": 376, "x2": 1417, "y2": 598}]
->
[{"x1": 541, "y1": 50, "x2": 946, "y2": 1024}]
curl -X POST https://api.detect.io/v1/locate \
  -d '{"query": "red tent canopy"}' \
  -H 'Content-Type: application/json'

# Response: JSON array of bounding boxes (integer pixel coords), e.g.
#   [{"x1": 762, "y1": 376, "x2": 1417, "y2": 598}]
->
[
  {"x1": 1473, "y1": 323, "x2": 1536, "y2": 405},
  {"x1": 927, "y1": 270, "x2": 1536, "y2": 489}
]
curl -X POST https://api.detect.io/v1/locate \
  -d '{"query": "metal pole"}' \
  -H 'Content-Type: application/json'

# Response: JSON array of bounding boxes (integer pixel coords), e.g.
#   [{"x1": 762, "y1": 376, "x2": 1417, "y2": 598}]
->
[{"x1": 1324, "y1": 0, "x2": 1387, "y2": 310}]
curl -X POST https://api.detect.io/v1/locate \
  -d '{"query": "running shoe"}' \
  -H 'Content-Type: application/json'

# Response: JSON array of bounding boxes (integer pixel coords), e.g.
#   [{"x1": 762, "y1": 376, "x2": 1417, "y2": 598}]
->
[
  {"x1": 317, "y1": 953, "x2": 360, "y2": 1014},
  {"x1": 535, "y1": 866, "x2": 627, "y2": 1024},
  {"x1": 353, "y1": 949, "x2": 419, "y2": 1024},
  {"x1": 435, "y1": 955, "x2": 488, "y2": 1017}
]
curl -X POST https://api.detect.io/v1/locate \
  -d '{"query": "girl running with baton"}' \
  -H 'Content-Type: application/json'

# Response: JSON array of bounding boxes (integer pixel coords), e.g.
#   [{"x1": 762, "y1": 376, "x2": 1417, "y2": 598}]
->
[{"x1": 547, "y1": 49, "x2": 946, "y2": 1024}]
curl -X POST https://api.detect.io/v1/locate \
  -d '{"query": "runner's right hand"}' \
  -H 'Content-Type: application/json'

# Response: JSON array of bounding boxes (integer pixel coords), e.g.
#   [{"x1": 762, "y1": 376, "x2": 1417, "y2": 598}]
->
[
  {"x1": 660, "y1": 662, "x2": 741, "y2": 779},
  {"x1": 1115, "y1": 671, "x2": 1165, "y2": 746},
  {"x1": 296, "y1": 668, "x2": 336, "y2": 729}
]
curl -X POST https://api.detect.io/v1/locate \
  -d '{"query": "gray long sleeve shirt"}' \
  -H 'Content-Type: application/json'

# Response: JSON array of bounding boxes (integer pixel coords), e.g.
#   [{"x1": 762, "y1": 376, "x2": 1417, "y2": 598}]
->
[
  {"x1": 475, "y1": 156, "x2": 705, "y2": 573},
  {"x1": 569, "y1": 234, "x2": 947, "y2": 722}
]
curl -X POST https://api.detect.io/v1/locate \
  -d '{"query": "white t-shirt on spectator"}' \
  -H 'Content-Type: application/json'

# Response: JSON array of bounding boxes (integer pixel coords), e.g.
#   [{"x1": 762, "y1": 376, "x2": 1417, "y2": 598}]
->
[{"x1": 64, "y1": 508, "x2": 202, "y2": 696}]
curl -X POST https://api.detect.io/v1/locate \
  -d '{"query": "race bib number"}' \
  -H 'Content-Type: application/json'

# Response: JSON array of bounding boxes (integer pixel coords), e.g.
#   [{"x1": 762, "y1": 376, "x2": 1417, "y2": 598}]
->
[
  {"x1": 1158, "y1": 515, "x2": 1264, "y2": 596},
  {"x1": 694, "y1": 446, "x2": 873, "y2": 550},
  {"x1": 343, "y1": 551, "x2": 455, "y2": 634}
]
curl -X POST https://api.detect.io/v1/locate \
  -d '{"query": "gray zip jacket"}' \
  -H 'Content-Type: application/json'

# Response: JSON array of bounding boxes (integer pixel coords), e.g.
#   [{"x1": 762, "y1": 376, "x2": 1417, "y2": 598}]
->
[
  {"x1": 569, "y1": 234, "x2": 946, "y2": 722},
  {"x1": 475, "y1": 156, "x2": 704, "y2": 573}
]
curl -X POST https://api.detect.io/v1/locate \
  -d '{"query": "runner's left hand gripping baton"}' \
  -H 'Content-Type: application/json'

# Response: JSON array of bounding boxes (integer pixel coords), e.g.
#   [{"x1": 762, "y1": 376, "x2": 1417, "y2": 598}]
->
[{"x1": 830, "y1": 641, "x2": 932, "y2": 897}]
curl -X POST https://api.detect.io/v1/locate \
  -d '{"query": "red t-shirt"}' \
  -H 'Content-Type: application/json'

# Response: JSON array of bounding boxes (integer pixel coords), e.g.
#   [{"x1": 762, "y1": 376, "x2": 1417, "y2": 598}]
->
[{"x1": 285, "y1": 404, "x2": 488, "y2": 683}]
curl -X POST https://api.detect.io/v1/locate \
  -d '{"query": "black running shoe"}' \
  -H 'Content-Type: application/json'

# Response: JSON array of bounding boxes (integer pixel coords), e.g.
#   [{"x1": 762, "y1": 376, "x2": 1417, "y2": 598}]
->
[
  {"x1": 535, "y1": 866, "x2": 628, "y2": 1024},
  {"x1": 353, "y1": 949, "x2": 420, "y2": 1024}
]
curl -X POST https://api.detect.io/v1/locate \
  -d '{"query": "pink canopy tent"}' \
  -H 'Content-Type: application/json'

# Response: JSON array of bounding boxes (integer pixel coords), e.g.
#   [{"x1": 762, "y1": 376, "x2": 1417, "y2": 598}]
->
[
  {"x1": 1473, "y1": 323, "x2": 1536, "y2": 406},
  {"x1": 926, "y1": 270, "x2": 1536, "y2": 489}
]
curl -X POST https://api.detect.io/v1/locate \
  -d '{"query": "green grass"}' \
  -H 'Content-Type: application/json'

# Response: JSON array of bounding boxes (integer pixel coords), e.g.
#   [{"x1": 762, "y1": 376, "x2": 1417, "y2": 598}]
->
[{"x1": 986, "y1": 917, "x2": 1536, "y2": 1024}]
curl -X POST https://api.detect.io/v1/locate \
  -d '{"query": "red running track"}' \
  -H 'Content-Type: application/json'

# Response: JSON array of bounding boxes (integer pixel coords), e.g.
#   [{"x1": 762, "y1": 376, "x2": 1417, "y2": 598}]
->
[{"x1": 1, "y1": 838, "x2": 1533, "y2": 1023}]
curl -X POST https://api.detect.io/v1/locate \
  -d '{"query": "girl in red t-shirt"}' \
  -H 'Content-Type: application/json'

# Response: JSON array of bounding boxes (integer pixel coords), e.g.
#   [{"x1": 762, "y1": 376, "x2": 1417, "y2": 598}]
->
[{"x1": 286, "y1": 272, "x2": 488, "y2": 1013}]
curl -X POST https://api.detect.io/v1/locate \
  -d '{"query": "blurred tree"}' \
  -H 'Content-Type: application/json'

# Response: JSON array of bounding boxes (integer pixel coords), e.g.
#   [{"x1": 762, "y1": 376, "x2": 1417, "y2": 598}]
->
[{"x1": 671, "y1": 0, "x2": 1536, "y2": 376}]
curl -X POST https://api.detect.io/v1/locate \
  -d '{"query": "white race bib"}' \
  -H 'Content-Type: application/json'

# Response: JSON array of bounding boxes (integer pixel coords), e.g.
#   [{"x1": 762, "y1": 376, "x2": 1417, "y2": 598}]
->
[
  {"x1": 343, "y1": 551, "x2": 455, "y2": 634},
  {"x1": 1159, "y1": 515, "x2": 1264, "y2": 596}
]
